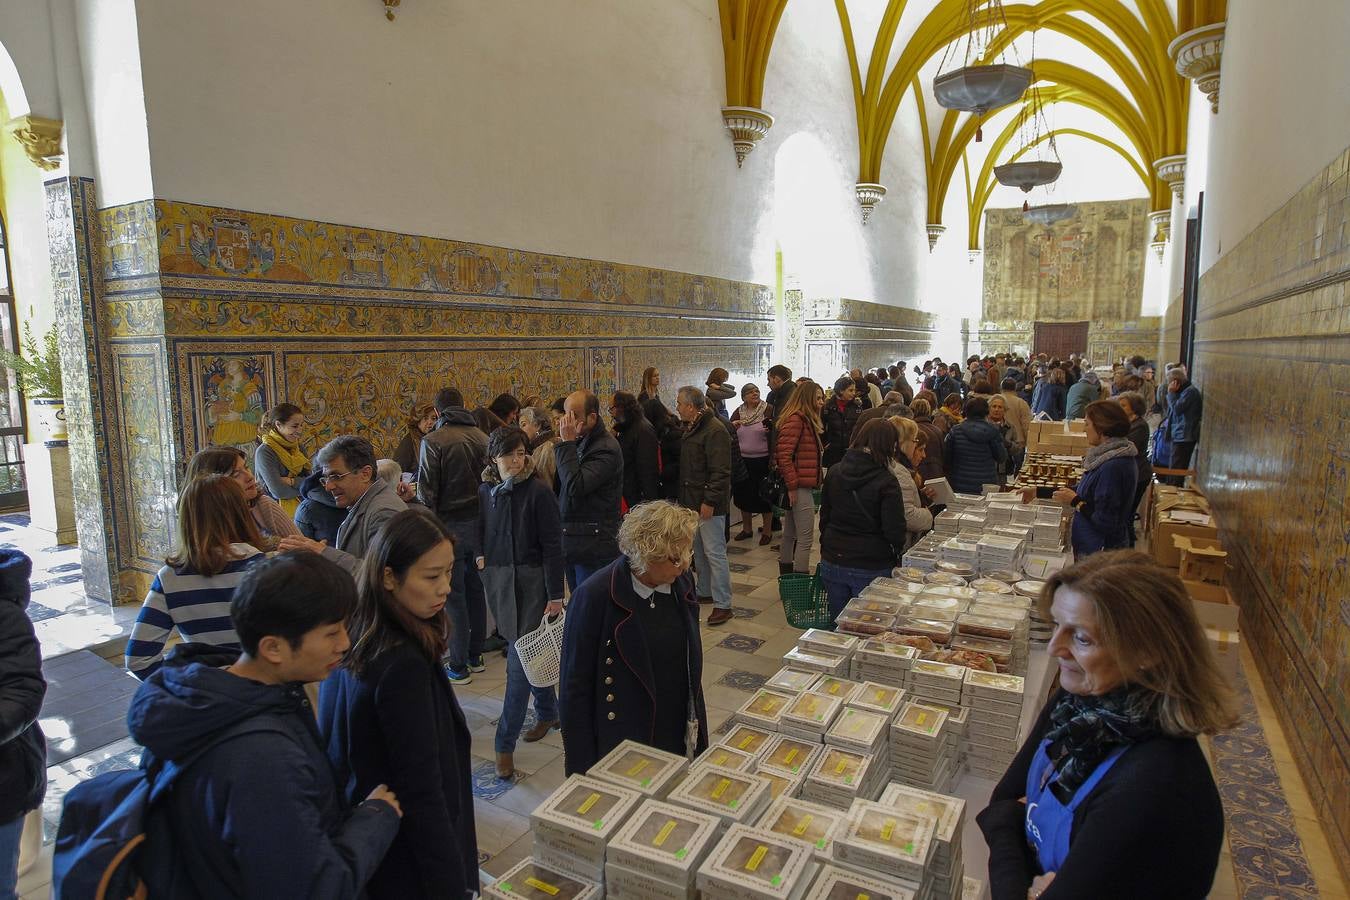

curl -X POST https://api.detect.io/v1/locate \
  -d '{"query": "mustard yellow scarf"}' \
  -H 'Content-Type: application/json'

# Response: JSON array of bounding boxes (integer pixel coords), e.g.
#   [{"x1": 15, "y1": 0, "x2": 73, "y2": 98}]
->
[{"x1": 261, "y1": 430, "x2": 309, "y2": 476}]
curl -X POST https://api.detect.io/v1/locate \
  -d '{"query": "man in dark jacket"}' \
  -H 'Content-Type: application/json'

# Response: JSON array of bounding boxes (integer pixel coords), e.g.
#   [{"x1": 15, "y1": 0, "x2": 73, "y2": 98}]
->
[
  {"x1": 129, "y1": 553, "x2": 402, "y2": 899},
  {"x1": 1165, "y1": 366, "x2": 1203, "y2": 483},
  {"x1": 416, "y1": 388, "x2": 489, "y2": 682},
  {"x1": 676, "y1": 386, "x2": 735, "y2": 626},
  {"x1": 556, "y1": 390, "x2": 624, "y2": 590},
  {"x1": 0, "y1": 550, "x2": 43, "y2": 899},
  {"x1": 294, "y1": 469, "x2": 346, "y2": 544},
  {"x1": 850, "y1": 390, "x2": 911, "y2": 441},
  {"x1": 764, "y1": 364, "x2": 795, "y2": 417},
  {"x1": 931, "y1": 364, "x2": 961, "y2": 407},
  {"x1": 612, "y1": 392, "x2": 661, "y2": 509}
]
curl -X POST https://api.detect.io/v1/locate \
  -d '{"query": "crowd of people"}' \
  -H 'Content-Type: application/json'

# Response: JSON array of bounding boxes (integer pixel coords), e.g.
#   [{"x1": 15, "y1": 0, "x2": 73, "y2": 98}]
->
[{"x1": 0, "y1": 351, "x2": 1218, "y2": 899}]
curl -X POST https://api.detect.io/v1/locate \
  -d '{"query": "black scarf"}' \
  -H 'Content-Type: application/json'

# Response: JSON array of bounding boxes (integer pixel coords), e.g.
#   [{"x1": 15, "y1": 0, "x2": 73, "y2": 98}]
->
[{"x1": 1043, "y1": 687, "x2": 1157, "y2": 803}]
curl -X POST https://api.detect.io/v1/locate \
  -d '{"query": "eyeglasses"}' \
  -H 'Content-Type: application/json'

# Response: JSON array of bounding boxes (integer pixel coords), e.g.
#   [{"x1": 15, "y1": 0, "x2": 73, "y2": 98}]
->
[
  {"x1": 665, "y1": 549, "x2": 693, "y2": 566},
  {"x1": 318, "y1": 470, "x2": 354, "y2": 485}
]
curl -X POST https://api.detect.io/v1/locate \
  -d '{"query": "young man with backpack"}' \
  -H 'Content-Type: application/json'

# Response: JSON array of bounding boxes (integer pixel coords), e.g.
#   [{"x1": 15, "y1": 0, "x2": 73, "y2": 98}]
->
[
  {"x1": 59, "y1": 552, "x2": 403, "y2": 899},
  {"x1": 0, "y1": 549, "x2": 44, "y2": 900}
]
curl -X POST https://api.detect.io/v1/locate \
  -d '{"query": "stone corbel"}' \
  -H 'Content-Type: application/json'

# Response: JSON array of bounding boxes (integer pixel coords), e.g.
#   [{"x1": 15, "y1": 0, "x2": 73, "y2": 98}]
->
[
  {"x1": 1169, "y1": 23, "x2": 1225, "y2": 114},
  {"x1": 7, "y1": 115, "x2": 63, "y2": 171}
]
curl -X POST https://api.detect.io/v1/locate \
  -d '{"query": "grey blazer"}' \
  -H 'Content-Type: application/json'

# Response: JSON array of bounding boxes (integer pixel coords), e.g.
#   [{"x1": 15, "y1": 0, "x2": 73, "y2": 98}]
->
[{"x1": 321, "y1": 477, "x2": 408, "y2": 572}]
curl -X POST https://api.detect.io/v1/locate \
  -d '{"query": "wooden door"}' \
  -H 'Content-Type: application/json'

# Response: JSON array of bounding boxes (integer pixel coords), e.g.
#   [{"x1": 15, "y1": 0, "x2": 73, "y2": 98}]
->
[{"x1": 1033, "y1": 321, "x2": 1089, "y2": 360}]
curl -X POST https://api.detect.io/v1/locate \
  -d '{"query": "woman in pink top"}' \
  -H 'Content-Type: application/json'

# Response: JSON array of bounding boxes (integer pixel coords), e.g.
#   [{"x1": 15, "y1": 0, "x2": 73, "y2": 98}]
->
[{"x1": 730, "y1": 383, "x2": 774, "y2": 543}]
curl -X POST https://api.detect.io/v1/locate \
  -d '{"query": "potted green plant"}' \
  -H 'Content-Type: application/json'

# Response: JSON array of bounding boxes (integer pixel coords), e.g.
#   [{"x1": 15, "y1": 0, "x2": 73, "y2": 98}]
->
[{"x1": 0, "y1": 324, "x2": 66, "y2": 445}]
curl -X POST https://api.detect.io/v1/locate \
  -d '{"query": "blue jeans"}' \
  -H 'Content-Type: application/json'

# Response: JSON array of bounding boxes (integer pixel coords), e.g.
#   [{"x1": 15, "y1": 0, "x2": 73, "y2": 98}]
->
[
  {"x1": 495, "y1": 643, "x2": 559, "y2": 753},
  {"x1": 694, "y1": 514, "x2": 732, "y2": 610},
  {"x1": 819, "y1": 560, "x2": 893, "y2": 620},
  {"x1": 0, "y1": 815, "x2": 21, "y2": 900},
  {"x1": 565, "y1": 562, "x2": 605, "y2": 594},
  {"x1": 445, "y1": 519, "x2": 487, "y2": 670}
]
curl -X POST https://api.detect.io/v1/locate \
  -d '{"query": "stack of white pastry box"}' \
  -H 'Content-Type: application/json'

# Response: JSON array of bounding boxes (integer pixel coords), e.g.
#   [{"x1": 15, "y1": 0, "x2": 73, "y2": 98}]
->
[
  {"x1": 878, "y1": 783, "x2": 968, "y2": 900},
  {"x1": 890, "y1": 702, "x2": 958, "y2": 792},
  {"x1": 527, "y1": 773, "x2": 644, "y2": 884},
  {"x1": 962, "y1": 670, "x2": 1028, "y2": 778}
]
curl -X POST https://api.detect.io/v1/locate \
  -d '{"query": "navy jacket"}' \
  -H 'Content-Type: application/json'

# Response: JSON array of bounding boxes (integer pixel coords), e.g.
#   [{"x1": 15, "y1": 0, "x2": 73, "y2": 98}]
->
[
  {"x1": 294, "y1": 470, "x2": 346, "y2": 545},
  {"x1": 128, "y1": 645, "x2": 399, "y2": 900},
  {"x1": 554, "y1": 423, "x2": 624, "y2": 565},
  {"x1": 319, "y1": 641, "x2": 478, "y2": 900},
  {"x1": 0, "y1": 550, "x2": 45, "y2": 826},
  {"x1": 1167, "y1": 381, "x2": 1203, "y2": 443},
  {"x1": 559, "y1": 557, "x2": 709, "y2": 775},
  {"x1": 1070, "y1": 455, "x2": 1138, "y2": 556},
  {"x1": 944, "y1": 417, "x2": 1008, "y2": 494}
]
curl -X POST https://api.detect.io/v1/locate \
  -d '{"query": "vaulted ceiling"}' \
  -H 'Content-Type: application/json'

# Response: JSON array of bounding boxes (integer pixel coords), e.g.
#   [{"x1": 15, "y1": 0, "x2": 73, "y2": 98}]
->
[{"x1": 719, "y1": 0, "x2": 1227, "y2": 248}]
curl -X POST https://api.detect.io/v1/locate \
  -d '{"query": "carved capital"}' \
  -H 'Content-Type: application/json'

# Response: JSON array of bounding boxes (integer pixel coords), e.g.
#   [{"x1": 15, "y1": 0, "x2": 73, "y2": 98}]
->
[{"x1": 7, "y1": 115, "x2": 63, "y2": 171}]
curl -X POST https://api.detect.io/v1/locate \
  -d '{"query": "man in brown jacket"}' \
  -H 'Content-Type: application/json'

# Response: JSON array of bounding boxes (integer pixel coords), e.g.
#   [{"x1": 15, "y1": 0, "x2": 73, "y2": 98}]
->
[{"x1": 676, "y1": 386, "x2": 734, "y2": 626}]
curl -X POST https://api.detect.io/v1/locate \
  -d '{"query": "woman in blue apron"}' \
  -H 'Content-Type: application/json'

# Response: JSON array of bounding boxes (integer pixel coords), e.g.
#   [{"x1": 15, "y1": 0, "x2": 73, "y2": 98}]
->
[{"x1": 977, "y1": 550, "x2": 1240, "y2": 899}]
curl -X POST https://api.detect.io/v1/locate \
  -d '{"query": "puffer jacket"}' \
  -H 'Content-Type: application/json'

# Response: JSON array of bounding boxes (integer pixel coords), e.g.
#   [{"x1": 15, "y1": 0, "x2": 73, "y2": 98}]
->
[
  {"x1": 821, "y1": 398, "x2": 863, "y2": 468},
  {"x1": 944, "y1": 416, "x2": 1007, "y2": 494},
  {"x1": 415, "y1": 407, "x2": 488, "y2": 522},
  {"x1": 774, "y1": 412, "x2": 822, "y2": 492},
  {"x1": 818, "y1": 449, "x2": 908, "y2": 569},
  {"x1": 679, "y1": 410, "x2": 732, "y2": 516},
  {"x1": 0, "y1": 550, "x2": 45, "y2": 826}
]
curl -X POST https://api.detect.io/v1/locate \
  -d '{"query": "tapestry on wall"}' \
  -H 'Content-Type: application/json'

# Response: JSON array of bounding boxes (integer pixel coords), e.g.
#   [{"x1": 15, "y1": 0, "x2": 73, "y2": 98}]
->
[{"x1": 981, "y1": 199, "x2": 1150, "y2": 323}]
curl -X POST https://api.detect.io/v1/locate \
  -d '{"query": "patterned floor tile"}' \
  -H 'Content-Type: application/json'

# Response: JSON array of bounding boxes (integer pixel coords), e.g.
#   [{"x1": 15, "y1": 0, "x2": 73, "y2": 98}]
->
[
  {"x1": 726, "y1": 545, "x2": 751, "y2": 555},
  {"x1": 471, "y1": 759, "x2": 522, "y2": 800},
  {"x1": 25, "y1": 602, "x2": 62, "y2": 623},
  {"x1": 728, "y1": 561, "x2": 754, "y2": 572},
  {"x1": 716, "y1": 670, "x2": 768, "y2": 692},
  {"x1": 1208, "y1": 658, "x2": 1320, "y2": 898},
  {"x1": 730, "y1": 606, "x2": 761, "y2": 619},
  {"x1": 717, "y1": 633, "x2": 765, "y2": 654}
]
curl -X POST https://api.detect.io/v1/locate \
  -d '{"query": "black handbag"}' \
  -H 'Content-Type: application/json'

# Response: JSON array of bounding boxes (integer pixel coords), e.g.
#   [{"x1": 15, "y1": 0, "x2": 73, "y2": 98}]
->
[{"x1": 758, "y1": 469, "x2": 788, "y2": 508}]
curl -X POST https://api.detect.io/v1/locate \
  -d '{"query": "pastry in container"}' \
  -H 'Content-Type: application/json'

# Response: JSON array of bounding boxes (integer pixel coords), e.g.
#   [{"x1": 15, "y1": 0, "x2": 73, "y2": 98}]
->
[
  {"x1": 893, "y1": 566, "x2": 928, "y2": 582},
  {"x1": 934, "y1": 562, "x2": 976, "y2": 577},
  {"x1": 892, "y1": 616, "x2": 955, "y2": 643},
  {"x1": 874, "y1": 632, "x2": 935, "y2": 652},
  {"x1": 833, "y1": 609, "x2": 895, "y2": 636},
  {"x1": 950, "y1": 633, "x2": 1013, "y2": 666},
  {"x1": 969, "y1": 577, "x2": 1014, "y2": 594},
  {"x1": 956, "y1": 613, "x2": 1017, "y2": 641}
]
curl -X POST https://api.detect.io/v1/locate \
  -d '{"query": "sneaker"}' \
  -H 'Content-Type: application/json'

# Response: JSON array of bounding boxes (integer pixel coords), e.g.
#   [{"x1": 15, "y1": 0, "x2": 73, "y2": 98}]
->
[
  {"x1": 468, "y1": 656, "x2": 486, "y2": 673},
  {"x1": 444, "y1": 663, "x2": 473, "y2": 684}
]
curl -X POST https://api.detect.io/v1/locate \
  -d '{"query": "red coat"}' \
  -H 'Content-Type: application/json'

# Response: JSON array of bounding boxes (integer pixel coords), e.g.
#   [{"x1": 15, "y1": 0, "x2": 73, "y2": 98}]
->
[{"x1": 775, "y1": 412, "x2": 822, "y2": 492}]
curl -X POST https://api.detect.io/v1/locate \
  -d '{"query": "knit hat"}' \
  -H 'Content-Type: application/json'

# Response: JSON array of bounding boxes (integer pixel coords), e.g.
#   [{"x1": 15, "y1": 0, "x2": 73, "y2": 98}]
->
[
  {"x1": 0, "y1": 549, "x2": 33, "y2": 607},
  {"x1": 833, "y1": 376, "x2": 855, "y2": 395}
]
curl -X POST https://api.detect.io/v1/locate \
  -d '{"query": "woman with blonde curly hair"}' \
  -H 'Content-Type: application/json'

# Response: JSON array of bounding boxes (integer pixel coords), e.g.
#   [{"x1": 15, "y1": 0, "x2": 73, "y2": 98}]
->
[
  {"x1": 558, "y1": 500, "x2": 709, "y2": 774},
  {"x1": 979, "y1": 550, "x2": 1238, "y2": 899}
]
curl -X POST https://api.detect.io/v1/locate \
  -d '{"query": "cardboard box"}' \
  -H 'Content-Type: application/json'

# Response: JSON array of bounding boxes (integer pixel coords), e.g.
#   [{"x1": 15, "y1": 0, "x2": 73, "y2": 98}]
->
[
  {"x1": 1152, "y1": 519, "x2": 1221, "y2": 568},
  {"x1": 1187, "y1": 583, "x2": 1239, "y2": 630},
  {"x1": 1174, "y1": 535, "x2": 1228, "y2": 585},
  {"x1": 1206, "y1": 627, "x2": 1241, "y2": 686}
]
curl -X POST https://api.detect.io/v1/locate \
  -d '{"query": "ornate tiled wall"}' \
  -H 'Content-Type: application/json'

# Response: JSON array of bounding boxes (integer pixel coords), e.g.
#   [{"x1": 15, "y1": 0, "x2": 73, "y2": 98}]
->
[
  {"x1": 976, "y1": 318, "x2": 1162, "y2": 364},
  {"x1": 801, "y1": 297, "x2": 938, "y2": 382},
  {"x1": 1193, "y1": 145, "x2": 1350, "y2": 877},
  {"x1": 79, "y1": 199, "x2": 938, "y2": 601}
]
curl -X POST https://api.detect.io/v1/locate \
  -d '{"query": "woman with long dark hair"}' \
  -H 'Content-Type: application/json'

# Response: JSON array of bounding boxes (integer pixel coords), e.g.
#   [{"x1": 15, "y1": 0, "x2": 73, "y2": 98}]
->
[
  {"x1": 319, "y1": 511, "x2": 477, "y2": 900},
  {"x1": 393, "y1": 402, "x2": 438, "y2": 476},
  {"x1": 125, "y1": 475, "x2": 266, "y2": 678},
  {"x1": 185, "y1": 445, "x2": 300, "y2": 543}
]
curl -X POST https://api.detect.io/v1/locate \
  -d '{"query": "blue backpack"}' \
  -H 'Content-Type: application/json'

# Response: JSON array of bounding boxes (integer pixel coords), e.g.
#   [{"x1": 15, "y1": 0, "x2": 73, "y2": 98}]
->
[
  {"x1": 53, "y1": 719, "x2": 285, "y2": 899},
  {"x1": 1151, "y1": 417, "x2": 1173, "y2": 468}
]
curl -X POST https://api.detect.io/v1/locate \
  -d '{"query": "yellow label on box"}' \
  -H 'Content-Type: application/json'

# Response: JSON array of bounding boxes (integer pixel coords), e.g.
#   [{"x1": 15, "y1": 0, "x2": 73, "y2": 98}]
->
[
  {"x1": 738, "y1": 734, "x2": 756, "y2": 750},
  {"x1": 874, "y1": 689, "x2": 888, "y2": 702},
  {"x1": 745, "y1": 844, "x2": 768, "y2": 872},
  {"x1": 828, "y1": 683, "x2": 841, "y2": 694},
  {"x1": 577, "y1": 792, "x2": 601, "y2": 815},
  {"x1": 525, "y1": 876, "x2": 560, "y2": 895},
  {"x1": 881, "y1": 818, "x2": 896, "y2": 842},
  {"x1": 625, "y1": 758, "x2": 650, "y2": 777},
  {"x1": 835, "y1": 758, "x2": 848, "y2": 775},
  {"x1": 858, "y1": 894, "x2": 870, "y2": 900},
  {"x1": 784, "y1": 748, "x2": 799, "y2": 765},
  {"x1": 653, "y1": 819, "x2": 677, "y2": 847},
  {"x1": 711, "y1": 778, "x2": 731, "y2": 799},
  {"x1": 916, "y1": 712, "x2": 927, "y2": 726},
  {"x1": 804, "y1": 697, "x2": 819, "y2": 714},
  {"x1": 792, "y1": 814, "x2": 814, "y2": 836},
  {"x1": 713, "y1": 751, "x2": 729, "y2": 765}
]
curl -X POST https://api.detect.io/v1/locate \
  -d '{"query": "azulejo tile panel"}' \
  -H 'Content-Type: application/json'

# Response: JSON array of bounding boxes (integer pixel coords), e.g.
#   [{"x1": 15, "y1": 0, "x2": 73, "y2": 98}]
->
[
  {"x1": 153, "y1": 200, "x2": 776, "y2": 316},
  {"x1": 1192, "y1": 144, "x2": 1350, "y2": 880}
]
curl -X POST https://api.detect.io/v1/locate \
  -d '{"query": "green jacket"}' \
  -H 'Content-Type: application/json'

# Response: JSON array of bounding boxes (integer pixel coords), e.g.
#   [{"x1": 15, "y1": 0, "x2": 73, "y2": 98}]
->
[{"x1": 679, "y1": 411, "x2": 732, "y2": 515}]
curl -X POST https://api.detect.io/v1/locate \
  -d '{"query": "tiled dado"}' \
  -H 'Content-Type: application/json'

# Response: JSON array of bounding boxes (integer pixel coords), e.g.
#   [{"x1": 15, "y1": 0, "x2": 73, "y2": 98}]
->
[
  {"x1": 976, "y1": 318, "x2": 1162, "y2": 363},
  {"x1": 73, "y1": 198, "x2": 934, "y2": 602},
  {"x1": 802, "y1": 296, "x2": 939, "y2": 381},
  {"x1": 1193, "y1": 144, "x2": 1350, "y2": 882}
]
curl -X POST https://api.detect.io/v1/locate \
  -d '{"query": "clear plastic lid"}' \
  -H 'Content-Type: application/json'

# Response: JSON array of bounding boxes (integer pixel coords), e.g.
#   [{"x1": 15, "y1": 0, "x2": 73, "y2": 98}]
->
[
  {"x1": 762, "y1": 800, "x2": 843, "y2": 851},
  {"x1": 628, "y1": 808, "x2": 706, "y2": 859},
  {"x1": 702, "y1": 744, "x2": 755, "y2": 771},
  {"x1": 834, "y1": 610, "x2": 896, "y2": 635},
  {"x1": 492, "y1": 860, "x2": 595, "y2": 900},
  {"x1": 911, "y1": 593, "x2": 968, "y2": 610},
  {"x1": 826, "y1": 707, "x2": 887, "y2": 743},
  {"x1": 550, "y1": 781, "x2": 626, "y2": 828},
  {"x1": 893, "y1": 617, "x2": 955, "y2": 642},
  {"x1": 766, "y1": 668, "x2": 819, "y2": 693},
  {"x1": 848, "y1": 805, "x2": 935, "y2": 862},
  {"x1": 969, "y1": 578, "x2": 1015, "y2": 593},
  {"x1": 725, "y1": 724, "x2": 773, "y2": 756},
  {"x1": 799, "y1": 628, "x2": 861, "y2": 650},
  {"x1": 784, "y1": 692, "x2": 842, "y2": 726},
  {"x1": 741, "y1": 690, "x2": 793, "y2": 719},
  {"x1": 854, "y1": 682, "x2": 903, "y2": 711},
  {"x1": 846, "y1": 596, "x2": 907, "y2": 615},
  {"x1": 811, "y1": 676, "x2": 862, "y2": 701},
  {"x1": 783, "y1": 647, "x2": 845, "y2": 669},
  {"x1": 682, "y1": 768, "x2": 758, "y2": 811},
  {"x1": 894, "y1": 703, "x2": 948, "y2": 736},
  {"x1": 859, "y1": 639, "x2": 918, "y2": 659},
  {"x1": 955, "y1": 614, "x2": 1017, "y2": 640},
  {"x1": 964, "y1": 670, "x2": 1026, "y2": 694},
  {"x1": 812, "y1": 748, "x2": 866, "y2": 786},
  {"x1": 714, "y1": 830, "x2": 801, "y2": 887},
  {"x1": 950, "y1": 634, "x2": 1013, "y2": 663},
  {"x1": 909, "y1": 659, "x2": 965, "y2": 681},
  {"x1": 595, "y1": 744, "x2": 680, "y2": 790}
]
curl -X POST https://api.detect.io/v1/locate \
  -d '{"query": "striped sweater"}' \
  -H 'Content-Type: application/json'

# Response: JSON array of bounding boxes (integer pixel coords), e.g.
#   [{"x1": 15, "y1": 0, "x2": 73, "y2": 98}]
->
[{"x1": 125, "y1": 544, "x2": 265, "y2": 678}]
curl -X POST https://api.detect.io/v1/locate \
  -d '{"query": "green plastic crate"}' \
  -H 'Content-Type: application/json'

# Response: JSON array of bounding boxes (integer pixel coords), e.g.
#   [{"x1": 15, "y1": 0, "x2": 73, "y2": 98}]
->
[{"x1": 778, "y1": 567, "x2": 833, "y2": 630}]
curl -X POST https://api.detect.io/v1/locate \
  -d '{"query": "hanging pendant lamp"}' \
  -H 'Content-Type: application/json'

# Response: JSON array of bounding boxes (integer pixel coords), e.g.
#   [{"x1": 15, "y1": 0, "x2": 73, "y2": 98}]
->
[
  {"x1": 995, "y1": 45, "x2": 1062, "y2": 207},
  {"x1": 932, "y1": 0, "x2": 1030, "y2": 141}
]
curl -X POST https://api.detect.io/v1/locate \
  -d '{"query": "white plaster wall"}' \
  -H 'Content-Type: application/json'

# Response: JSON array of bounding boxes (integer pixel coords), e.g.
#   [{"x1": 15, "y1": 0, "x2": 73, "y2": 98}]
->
[
  {"x1": 1163, "y1": 79, "x2": 1212, "y2": 302},
  {"x1": 1200, "y1": 0, "x2": 1350, "y2": 270},
  {"x1": 73, "y1": 0, "x2": 152, "y2": 205},
  {"x1": 0, "y1": 0, "x2": 61, "y2": 119},
  {"x1": 129, "y1": 0, "x2": 927, "y2": 303}
]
